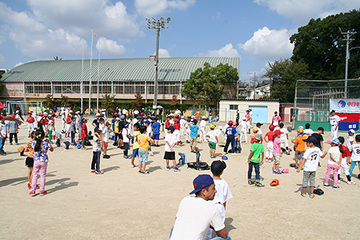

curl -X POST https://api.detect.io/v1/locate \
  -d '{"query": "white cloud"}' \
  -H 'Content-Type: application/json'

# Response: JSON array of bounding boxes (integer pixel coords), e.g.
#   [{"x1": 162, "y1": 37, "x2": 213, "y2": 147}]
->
[
  {"x1": 14, "y1": 62, "x2": 24, "y2": 68},
  {"x1": 27, "y1": 0, "x2": 142, "y2": 40},
  {"x1": 153, "y1": 49, "x2": 171, "y2": 58},
  {"x1": 205, "y1": 44, "x2": 240, "y2": 57},
  {"x1": 239, "y1": 27, "x2": 294, "y2": 59},
  {"x1": 135, "y1": 0, "x2": 195, "y2": 16},
  {"x1": 97, "y1": 37, "x2": 126, "y2": 57},
  {"x1": 254, "y1": 0, "x2": 360, "y2": 24}
]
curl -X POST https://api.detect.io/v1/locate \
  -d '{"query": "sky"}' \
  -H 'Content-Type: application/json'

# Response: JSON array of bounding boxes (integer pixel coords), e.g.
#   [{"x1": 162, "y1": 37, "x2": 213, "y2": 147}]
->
[{"x1": 0, "y1": 0, "x2": 359, "y2": 83}]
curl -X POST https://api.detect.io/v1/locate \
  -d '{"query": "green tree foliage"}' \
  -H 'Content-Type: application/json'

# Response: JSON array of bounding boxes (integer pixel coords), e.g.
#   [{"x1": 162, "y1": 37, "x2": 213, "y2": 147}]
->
[
  {"x1": 44, "y1": 94, "x2": 55, "y2": 109},
  {"x1": 53, "y1": 56, "x2": 63, "y2": 60},
  {"x1": 181, "y1": 62, "x2": 239, "y2": 106},
  {"x1": 133, "y1": 92, "x2": 144, "y2": 109},
  {"x1": 290, "y1": 10, "x2": 360, "y2": 80},
  {"x1": 60, "y1": 94, "x2": 69, "y2": 106},
  {"x1": 101, "y1": 94, "x2": 115, "y2": 113},
  {"x1": 264, "y1": 58, "x2": 310, "y2": 103}
]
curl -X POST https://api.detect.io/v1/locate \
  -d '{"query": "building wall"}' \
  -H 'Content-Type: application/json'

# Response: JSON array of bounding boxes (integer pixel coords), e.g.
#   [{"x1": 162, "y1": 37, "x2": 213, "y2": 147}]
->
[
  {"x1": 219, "y1": 100, "x2": 279, "y2": 123},
  {"x1": 1, "y1": 82, "x2": 24, "y2": 98}
]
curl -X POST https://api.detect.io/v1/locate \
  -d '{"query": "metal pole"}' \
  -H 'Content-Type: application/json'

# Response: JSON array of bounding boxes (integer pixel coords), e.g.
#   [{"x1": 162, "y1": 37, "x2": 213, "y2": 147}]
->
[
  {"x1": 89, "y1": 29, "x2": 94, "y2": 115},
  {"x1": 154, "y1": 28, "x2": 160, "y2": 108},
  {"x1": 97, "y1": 38, "x2": 101, "y2": 113},
  {"x1": 81, "y1": 39, "x2": 84, "y2": 112},
  {"x1": 345, "y1": 31, "x2": 349, "y2": 98}
]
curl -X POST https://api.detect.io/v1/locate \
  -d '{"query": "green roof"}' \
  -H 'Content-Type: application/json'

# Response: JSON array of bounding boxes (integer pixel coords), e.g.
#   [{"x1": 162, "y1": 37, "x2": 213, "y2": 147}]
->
[{"x1": 1, "y1": 57, "x2": 240, "y2": 83}]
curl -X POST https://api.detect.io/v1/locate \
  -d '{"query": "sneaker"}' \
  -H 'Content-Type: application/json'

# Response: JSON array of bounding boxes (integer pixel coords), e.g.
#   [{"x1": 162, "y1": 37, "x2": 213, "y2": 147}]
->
[
  {"x1": 39, "y1": 191, "x2": 47, "y2": 196},
  {"x1": 255, "y1": 182, "x2": 264, "y2": 187},
  {"x1": 131, "y1": 164, "x2": 136, "y2": 168},
  {"x1": 323, "y1": 184, "x2": 330, "y2": 188},
  {"x1": 27, "y1": 183, "x2": 31, "y2": 189},
  {"x1": 138, "y1": 170, "x2": 143, "y2": 173},
  {"x1": 309, "y1": 194, "x2": 315, "y2": 199},
  {"x1": 95, "y1": 171, "x2": 104, "y2": 175},
  {"x1": 333, "y1": 186, "x2": 340, "y2": 189},
  {"x1": 166, "y1": 166, "x2": 170, "y2": 171},
  {"x1": 29, "y1": 191, "x2": 36, "y2": 196},
  {"x1": 173, "y1": 167, "x2": 180, "y2": 172},
  {"x1": 91, "y1": 170, "x2": 95, "y2": 173},
  {"x1": 301, "y1": 193, "x2": 306, "y2": 197},
  {"x1": 248, "y1": 180, "x2": 255, "y2": 185},
  {"x1": 347, "y1": 181, "x2": 356, "y2": 185},
  {"x1": 149, "y1": 152, "x2": 154, "y2": 156},
  {"x1": 142, "y1": 170, "x2": 149, "y2": 174},
  {"x1": 36, "y1": 184, "x2": 39, "y2": 189}
]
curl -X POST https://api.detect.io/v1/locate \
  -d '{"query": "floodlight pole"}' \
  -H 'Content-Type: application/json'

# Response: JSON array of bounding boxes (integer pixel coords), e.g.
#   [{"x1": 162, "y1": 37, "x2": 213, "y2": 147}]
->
[
  {"x1": 341, "y1": 29, "x2": 357, "y2": 98},
  {"x1": 146, "y1": 17, "x2": 171, "y2": 108}
]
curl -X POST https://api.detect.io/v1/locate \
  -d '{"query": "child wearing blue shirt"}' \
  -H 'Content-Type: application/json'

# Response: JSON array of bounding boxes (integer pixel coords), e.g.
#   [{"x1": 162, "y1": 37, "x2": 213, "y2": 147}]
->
[
  {"x1": 151, "y1": 117, "x2": 161, "y2": 147},
  {"x1": 224, "y1": 120, "x2": 237, "y2": 154},
  {"x1": 189, "y1": 120, "x2": 199, "y2": 153}
]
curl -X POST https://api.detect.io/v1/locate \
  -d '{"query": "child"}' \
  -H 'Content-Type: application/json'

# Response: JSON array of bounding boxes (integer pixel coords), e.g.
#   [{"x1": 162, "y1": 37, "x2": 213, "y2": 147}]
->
[
  {"x1": 346, "y1": 129, "x2": 355, "y2": 151},
  {"x1": 264, "y1": 125, "x2": 275, "y2": 162},
  {"x1": 81, "y1": 118, "x2": 88, "y2": 150},
  {"x1": 349, "y1": 134, "x2": 360, "y2": 178},
  {"x1": 272, "y1": 130, "x2": 282, "y2": 174},
  {"x1": 122, "y1": 122, "x2": 131, "y2": 159},
  {"x1": 200, "y1": 116, "x2": 207, "y2": 142},
  {"x1": 303, "y1": 123, "x2": 313, "y2": 136},
  {"x1": 91, "y1": 127, "x2": 103, "y2": 174},
  {"x1": 164, "y1": 126, "x2": 180, "y2": 172},
  {"x1": 207, "y1": 160, "x2": 233, "y2": 239},
  {"x1": 338, "y1": 137, "x2": 355, "y2": 184},
  {"x1": 297, "y1": 136, "x2": 327, "y2": 198},
  {"x1": 250, "y1": 127, "x2": 260, "y2": 144},
  {"x1": 25, "y1": 131, "x2": 37, "y2": 189},
  {"x1": 151, "y1": 117, "x2": 161, "y2": 146},
  {"x1": 223, "y1": 120, "x2": 236, "y2": 155},
  {"x1": 234, "y1": 123, "x2": 242, "y2": 154},
  {"x1": 247, "y1": 137, "x2": 265, "y2": 187},
  {"x1": 279, "y1": 123, "x2": 290, "y2": 154},
  {"x1": 239, "y1": 117, "x2": 251, "y2": 143},
  {"x1": 26, "y1": 112, "x2": 35, "y2": 138},
  {"x1": 292, "y1": 127, "x2": 307, "y2": 168},
  {"x1": 189, "y1": 119, "x2": 199, "y2": 153},
  {"x1": 29, "y1": 129, "x2": 54, "y2": 196},
  {"x1": 102, "y1": 122, "x2": 112, "y2": 158},
  {"x1": 206, "y1": 124, "x2": 218, "y2": 158},
  {"x1": 70, "y1": 116, "x2": 76, "y2": 145},
  {"x1": 144, "y1": 120, "x2": 154, "y2": 156},
  {"x1": 7, "y1": 119, "x2": 19, "y2": 145},
  {"x1": 173, "y1": 119, "x2": 181, "y2": 146},
  {"x1": 131, "y1": 123, "x2": 141, "y2": 167},
  {"x1": 324, "y1": 138, "x2": 342, "y2": 189},
  {"x1": 256, "y1": 123, "x2": 263, "y2": 143},
  {"x1": 137, "y1": 125, "x2": 153, "y2": 174},
  {"x1": 65, "y1": 114, "x2": 72, "y2": 138}
]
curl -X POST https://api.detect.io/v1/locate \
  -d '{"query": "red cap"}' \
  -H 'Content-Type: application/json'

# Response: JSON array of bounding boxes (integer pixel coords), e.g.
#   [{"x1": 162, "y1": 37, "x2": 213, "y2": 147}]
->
[
  {"x1": 274, "y1": 130, "x2": 281, "y2": 136},
  {"x1": 269, "y1": 125, "x2": 275, "y2": 131},
  {"x1": 228, "y1": 120, "x2": 233, "y2": 125}
]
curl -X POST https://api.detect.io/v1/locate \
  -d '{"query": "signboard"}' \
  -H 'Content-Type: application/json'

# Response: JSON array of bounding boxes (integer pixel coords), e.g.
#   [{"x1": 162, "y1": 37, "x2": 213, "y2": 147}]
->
[
  {"x1": 336, "y1": 113, "x2": 360, "y2": 131},
  {"x1": 330, "y1": 99, "x2": 360, "y2": 113}
]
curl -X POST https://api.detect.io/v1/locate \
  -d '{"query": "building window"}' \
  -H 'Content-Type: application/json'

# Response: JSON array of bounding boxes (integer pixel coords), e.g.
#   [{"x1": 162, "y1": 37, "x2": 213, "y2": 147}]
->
[
  {"x1": 25, "y1": 84, "x2": 33, "y2": 94},
  {"x1": 229, "y1": 104, "x2": 238, "y2": 110}
]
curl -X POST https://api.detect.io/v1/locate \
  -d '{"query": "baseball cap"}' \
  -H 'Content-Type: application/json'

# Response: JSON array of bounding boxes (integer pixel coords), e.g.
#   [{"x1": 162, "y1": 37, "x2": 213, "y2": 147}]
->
[
  {"x1": 189, "y1": 174, "x2": 214, "y2": 195},
  {"x1": 228, "y1": 120, "x2": 233, "y2": 125},
  {"x1": 202, "y1": 116, "x2": 206, "y2": 119},
  {"x1": 96, "y1": 113, "x2": 101, "y2": 117},
  {"x1": 349, "y1": 129, "x2": 356, "y2": 134},
  {"x1": 210, "y1": 124, "x2": 215, "y2": 129},
  {"x1": 116, "y1": 117, "x2": 120, "y2": 120},
  {"x1": 167, "y1": 126, "x2": 175, "y2": 132},
  {"x1": 252, "y1": 127, "x2": 258, "y2": 133},
  {"x1": 269, "y1": 125, "x2": 275, "y2": 131},
  {"x1": 256, "y1": 122, "x2": 263, "y2": 127},
  {"x1": 242, "y1": 117, "x2": 246, "y2": 120},
  {"x1": 303, "y1": 136, "x2": 317, "y2": 144},
  {"x1": 211, "y1": 161, "x2": 227, "y2": 176},
  {"x1": 327, "y1": 138, "x2": 340, "y2": 145},
  {"x1": 254, "y1": 136, "x2": 261, "y2": 141},
  {"x1": 297, "y1": 127, "x2": 304, "y2": 133},
  {"x1": 274, "y1": 130, "x2": 281, "y2": 136}
]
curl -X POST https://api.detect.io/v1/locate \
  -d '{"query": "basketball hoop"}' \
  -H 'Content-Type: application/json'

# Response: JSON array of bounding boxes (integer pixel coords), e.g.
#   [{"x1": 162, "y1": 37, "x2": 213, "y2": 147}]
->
[{"x1": 149, "y1": 55, "x2": 156, "y2": 61}]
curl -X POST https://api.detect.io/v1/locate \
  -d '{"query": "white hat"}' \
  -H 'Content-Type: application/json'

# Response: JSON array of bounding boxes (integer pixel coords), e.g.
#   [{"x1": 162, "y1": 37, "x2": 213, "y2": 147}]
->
[
  {"x1": 96, "y1": 113, "x2": 101, "y2": 117},
  {"x1": 243, "y1": 117, "x2": 246, "y2": 120},
  {"x1": 181, "y1": 115, "x2": 184, "y2": 119},
  {"x1": 202, "y1": 116, "x2": 206, "y2": 119}
]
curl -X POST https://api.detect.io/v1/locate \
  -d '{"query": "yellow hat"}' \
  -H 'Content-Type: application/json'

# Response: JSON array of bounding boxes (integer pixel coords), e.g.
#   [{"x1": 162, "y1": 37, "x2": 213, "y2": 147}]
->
[
  {"x1": 297, "y1": 128, "x2": 304, "y2": 133},
  {"x1": 210, "y1": 124, "x2": 216, "y2": 129},
  {"x1": 253, "y1": 127, "x2": 258, "y2": 133}
]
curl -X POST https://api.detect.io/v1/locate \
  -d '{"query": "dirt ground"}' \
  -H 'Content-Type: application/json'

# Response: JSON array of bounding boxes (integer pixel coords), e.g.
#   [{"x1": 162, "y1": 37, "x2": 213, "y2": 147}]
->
[{"x1": 1, "y1": 118, "x2": 359, "y2": 240}]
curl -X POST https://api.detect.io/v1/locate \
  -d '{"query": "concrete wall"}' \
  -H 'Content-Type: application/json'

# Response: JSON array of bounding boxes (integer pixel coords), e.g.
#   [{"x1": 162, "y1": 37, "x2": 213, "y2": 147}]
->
[{"x1": 219, "y1": 100, "x2": 279, "y2": 123}]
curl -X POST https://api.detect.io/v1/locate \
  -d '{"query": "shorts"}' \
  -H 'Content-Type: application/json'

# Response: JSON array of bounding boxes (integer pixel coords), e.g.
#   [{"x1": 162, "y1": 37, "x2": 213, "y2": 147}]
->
[
  {"x1": 273, "y1": 153, "x2": 281, "y2": 164},
  {"x1": 164, "y1": 151, "x2": 175, "y2": 160},
  {"x1": 153, "y1": 133, "x2": 160, "y2": 140},
  {"x1": 138, "y1": 148, "x2": 148, "y2": 163},
  {"x1": 190, "y1": 137, "x2": 197, "y2": 147},
  {"x1": 25, "y1": 157, "x2": 34, "y2": 167},
  {"x1": 102, "y1": 141, "x2": 108, "y2": 150},
  {"x1": 132, "y1": 148, "x2": 139, "y2": 158},
  {"x1": 208, "y1": 141, "x2": 216, "y2": 149},
  {"x1": 303, "y1": 171, "x2": 316, "y2": 187},
  {"x1": 294, "y1": 151, "x2": 304, "y2": 161}
]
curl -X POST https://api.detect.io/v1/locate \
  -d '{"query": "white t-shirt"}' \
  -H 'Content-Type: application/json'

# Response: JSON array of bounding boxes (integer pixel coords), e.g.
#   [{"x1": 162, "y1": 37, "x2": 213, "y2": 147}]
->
[
  {"x1": 146, "y1": 125, "x2": 152, "y2": 136},
  {"x1": 328, "y1": 146, "x2": 341, "y2": 165},
  {"x1": 211, "y1": 179, "x2": 233, "y2": 220},
  {"x1": 102, "y1": 127, "x2": 111, "y2": 142},
  {"x1": 180, "y1": 119, "x2": 186, "y2": 129},
  {"x1": 351, "y1": 143, "x2": 360, "y2": 162},
  {"x1": 165, "y1": 133, "x2": 176, "y2": 152},
  {"x1": 329, "y1": 115, "x2": 340, "y2": 126},
  {"x1": 346, "y1": 136, "x2": 354, "y2": 151},
  {"x1": 171, "y1": 196, "x2": 225, "y2": 240},
  {"x1": 280, "y1": 127, "x2": 288, "y2": 140},
  {"x1": 303, "y1": 129, "x2": 314, "y2": 136},
  {"x1": 239, "y1": 121, "x2": 249, "y2": 131},
  {"x1": 0, "y1": 122, "x2": 7, "y2": 137},
  {"x1": 207, "y1": 130, "x2": 218, "y2": 143},
  {"x1": 122, "y1": 128, "x2": 129, "y2": 143},
  {"x1": 92, "y1": 134, "x2": 101, "y2": 152},
  {"x1": 303, "y1": 147, "x2": 323, "y2": 171},
  {"x1": 200, "y1": 120, "x2": 206, "y2": 129}
]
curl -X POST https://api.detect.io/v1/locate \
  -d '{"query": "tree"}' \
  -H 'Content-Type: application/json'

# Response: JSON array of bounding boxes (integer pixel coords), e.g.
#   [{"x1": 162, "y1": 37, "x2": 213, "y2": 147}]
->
[
  {"x1": 101, "y1": 94, "x2": 115, "y2": 113},
  {"x1": 133, "y1": 92, "x2": 144, "y2": 109},
  {"x1": 290, "y1": 10, "x2": 360, "y2": 80},
  {"x1": 53, "y1": 56, "x2": 63, "y2": 61},
  {"x1": 181, "y1": 62, "x2": 239, "y2": 106},
  {"x1": 60, "y1": 94, "x2": 69, "y2": 106},
  {"x1": 171, "y1": 95, "x2": 179, "y2": 106},
  {"x1": 264, "y1": 58, "x2": 310, "y2": 103},
  {"x1": 44, "y1": 94, "x2": 55, "y2": 109}
]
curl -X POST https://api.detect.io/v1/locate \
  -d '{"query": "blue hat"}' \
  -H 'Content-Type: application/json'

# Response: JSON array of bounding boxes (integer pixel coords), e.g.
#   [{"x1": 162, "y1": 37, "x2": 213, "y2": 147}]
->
[
  {"x1": 189, "y1": 174, "x2": 214, "y2": 195},
  {"x1": 303, "y1": 136, "x2": 318, "y2": 144},
  {"x1": 327, "y1": 138, "x2": 340, "y2": 145},
  {"x1": 349, "y1": 129, "x2": 356, "y2": 134},
  {"x1": 144, "y1": 120, "x2": 150, "y2": 124},
  {"x1": 221, "y1": 155, "x2": 228, "y2": 160}
]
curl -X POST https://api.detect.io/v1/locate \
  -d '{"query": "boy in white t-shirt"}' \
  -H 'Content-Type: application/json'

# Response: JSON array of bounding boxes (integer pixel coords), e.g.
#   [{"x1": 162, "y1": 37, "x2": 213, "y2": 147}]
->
[
  {"x1": 122, "y1": 123, "x2": 131, "y2": 159},
  {"x1": 346, "y1": 129, "x2": 355, "y2": 151},
  {"x1": 279, "y1": 123, "x2": 290, "y2": 154},
  {"x1": 349, "y1": 134, "x2": 360, "y2": 178},
  {"x1": 206, "y1": 124, "x2": 219, "y2": 158},
  {"x1": 102, "y1": 122, "x2": 112, "y2": 158},
  {"x1": 164, "y1": 126, "x2": 180, "y2": 172},
  {"x1": 297, "y1": 136, "x2": 327, "y2": 198},
  {"x1": 200, "y1": 116, "x2": 207, "y2": 142}
]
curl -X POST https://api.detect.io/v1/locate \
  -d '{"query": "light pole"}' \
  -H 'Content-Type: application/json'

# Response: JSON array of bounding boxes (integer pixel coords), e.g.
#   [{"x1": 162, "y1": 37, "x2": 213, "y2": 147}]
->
[
  {"x1": 341, "y1": 29, "x2": 357, "y2": 98},
  {"x1": 146, "y1": 17, "x2": 171, "y2": 108}
]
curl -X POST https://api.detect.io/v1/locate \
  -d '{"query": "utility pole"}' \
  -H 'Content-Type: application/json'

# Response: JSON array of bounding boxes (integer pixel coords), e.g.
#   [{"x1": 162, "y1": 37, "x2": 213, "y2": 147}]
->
[
  {"x1": 146, "y1": 17, "x2": 171, "y2": 108},
  {"x1": 341, "y1": 29, "x2": 356, "y2": 98}
]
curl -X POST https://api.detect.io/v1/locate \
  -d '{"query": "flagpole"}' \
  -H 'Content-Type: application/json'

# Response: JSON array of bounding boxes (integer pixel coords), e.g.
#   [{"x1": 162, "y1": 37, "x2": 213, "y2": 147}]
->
[
  {"x1": 96, "y1": 37, "x2": 101, "y2": 114},
  {"x1": 81, "y1": 39, "x2": 84, "y2": 113},
  {"x1": 89, "y1": 29, "x2": 94, "y2": 115}
]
